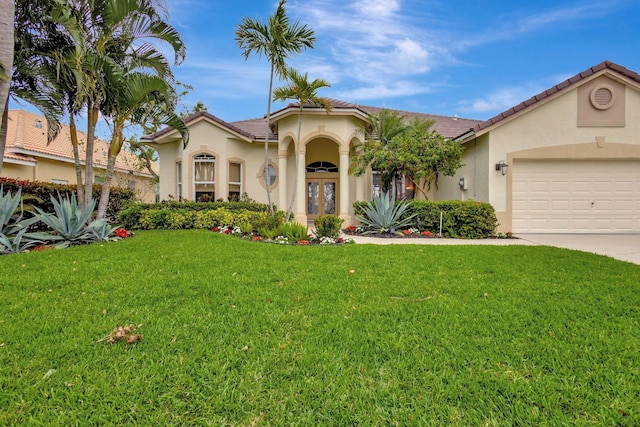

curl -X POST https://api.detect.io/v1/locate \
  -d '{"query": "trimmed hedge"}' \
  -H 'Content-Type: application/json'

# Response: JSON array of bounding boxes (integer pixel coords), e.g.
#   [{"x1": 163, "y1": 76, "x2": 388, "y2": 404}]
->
[
  {"x1": 353, "y1": 199, "x2": 498, "y2": 239},
  {"x1": 118, "y1": 201, "x2": 275, "y2": 230},
  {"x1": 0, "y1": 177, "x2": 135, "y2": 224}
]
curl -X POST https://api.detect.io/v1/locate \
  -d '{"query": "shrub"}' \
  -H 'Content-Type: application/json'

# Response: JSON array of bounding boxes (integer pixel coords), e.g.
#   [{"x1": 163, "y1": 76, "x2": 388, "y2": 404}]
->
[
  {"x1": 0, "y1": 177, "x2": 135, "y2": 225},
  {"x1": 313, "y1": 214, "x2": 343, "y2": 240},
  {"x1": 353, "y1": 199, "x2": 497, "y2": 239},
  {"x1": 118, "y1": 200, "x2": 273, "y2": 230},
  {"x1": 193, "y1": 209, "x2": 235, "y2": 229}
]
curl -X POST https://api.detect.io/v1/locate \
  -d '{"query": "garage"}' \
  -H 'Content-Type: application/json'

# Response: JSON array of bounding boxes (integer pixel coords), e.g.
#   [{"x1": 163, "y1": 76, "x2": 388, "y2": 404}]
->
[{"x1": 512, "y1": 159, "x2": 640, "y2": 233}]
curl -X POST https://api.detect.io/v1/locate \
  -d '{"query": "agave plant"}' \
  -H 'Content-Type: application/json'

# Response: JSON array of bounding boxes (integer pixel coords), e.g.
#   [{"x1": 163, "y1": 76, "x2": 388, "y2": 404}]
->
[
  {"x1": 86, "y1": 219, "x2": 121, "y2": 242},
  {"x1": 0, "y1": 228, "x2": 43, "y2": 254},
  {"x1": 0, "y1": 186, "x2": 41, "y2": 254},
  {"x1": 29, "y1": 193, "x2": 105, "y2": 248},
  {"x1": 357, "y1": 192, "x2": 416, "y2": 235}
]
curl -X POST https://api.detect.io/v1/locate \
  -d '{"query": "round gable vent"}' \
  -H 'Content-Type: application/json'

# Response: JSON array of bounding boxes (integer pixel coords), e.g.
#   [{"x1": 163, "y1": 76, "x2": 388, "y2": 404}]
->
[{"x1": 590, "y1": 85, "x2": 615, "y2": 110}]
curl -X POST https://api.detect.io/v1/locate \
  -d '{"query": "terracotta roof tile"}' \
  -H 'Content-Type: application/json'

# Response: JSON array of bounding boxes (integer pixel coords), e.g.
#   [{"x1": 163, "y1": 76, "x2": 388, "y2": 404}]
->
[{"x1": 5, "y1": 110, "x2": 157, "y2": 175}]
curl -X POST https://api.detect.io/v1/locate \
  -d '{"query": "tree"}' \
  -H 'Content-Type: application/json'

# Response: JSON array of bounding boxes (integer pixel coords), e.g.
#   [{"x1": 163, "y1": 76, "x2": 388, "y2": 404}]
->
[
  {"x1": 350, "y1": 112, "x2": 463, "y2": 200},
  {"x1": 96, "y1": 71, "x2": 188, "y2": 219},
  {"x1": 66, "y1": 0, "x2": 186, "y2": 209},
  {"x1": 349, "y1": 109, "x2": 409, "y2": 198},
  {"x1": 389, "y1": 118, "x2": 464, "y2": 199},
  {"x1": 235, "y1": 0, "x2": 315, "y2": 215},
  {"x1": 273, "y1": 66, "x2": 331, "y2": 221}
]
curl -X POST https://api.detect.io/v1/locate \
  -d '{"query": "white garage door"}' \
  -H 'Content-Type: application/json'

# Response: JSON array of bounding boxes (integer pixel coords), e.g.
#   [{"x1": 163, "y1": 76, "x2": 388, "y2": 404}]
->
[{"x1": 512, "y1": 159, "x2": 640, "y2": 233}]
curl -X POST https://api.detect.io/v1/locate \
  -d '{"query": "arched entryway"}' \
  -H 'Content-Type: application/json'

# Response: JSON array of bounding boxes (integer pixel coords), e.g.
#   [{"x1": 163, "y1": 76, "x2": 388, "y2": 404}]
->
[
  {"x1": 304, "y1": 138, "x2": 340, "y2": 221},
  {"x1": 306, "y1": 161, "x2": 339, "y2": 220}
]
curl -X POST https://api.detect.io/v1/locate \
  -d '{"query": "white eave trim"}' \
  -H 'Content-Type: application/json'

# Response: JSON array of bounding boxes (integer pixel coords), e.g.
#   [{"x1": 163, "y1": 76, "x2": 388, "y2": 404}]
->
[
  {"x1": 8, "y1": 149, "x2": 155, "y2": 178},
  {"x1": 3, "y1": 157, "x2": 36, "y2": 166}
]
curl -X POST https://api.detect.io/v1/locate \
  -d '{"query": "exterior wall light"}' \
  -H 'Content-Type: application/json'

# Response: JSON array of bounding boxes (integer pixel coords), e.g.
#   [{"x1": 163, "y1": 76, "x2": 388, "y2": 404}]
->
[{"x1": 495, "y1": 160, "x2": 508, "y2": 176}]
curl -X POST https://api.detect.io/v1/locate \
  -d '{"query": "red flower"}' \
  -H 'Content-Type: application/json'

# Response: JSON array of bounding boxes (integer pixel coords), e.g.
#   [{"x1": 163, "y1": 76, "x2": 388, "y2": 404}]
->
[
  {"x1": 32, "y1": 244, "x2": 53, "y2": 251},
  {"x1": 114, "y1": 228, "x2": 132, "y2": 238},
  {"x1": 336, "y1": 237, "x2": 344, "y2": 243},
  {"x1": 401, "y1": 229, "x2": 412, "y2": 235},
  {"x1": 345, "y1": 225, "x2": 356, "y2": 232},
  {"x1": 211, "y1": 227, "x2": 220, "y2": 232},
  {"x1": 223, "y1": 228, "x2": 232, "y2": 234},
  {"x1": 297, "y1": 240, "x2": 310, "y2": 245},
  {"x1": 421, "y1": 230, "x2": 433, "y2": 237},
  {"x1": 251, "y1": 235, "x2": 263, "y2": 241}
]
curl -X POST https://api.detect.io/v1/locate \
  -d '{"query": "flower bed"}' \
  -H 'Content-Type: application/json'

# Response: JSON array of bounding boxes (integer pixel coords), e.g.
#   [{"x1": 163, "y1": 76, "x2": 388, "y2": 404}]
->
[
  {"x1": 211, "y1": 226, "x2": 354, "y2": 246},
  {"x1": 342, "y1": 225, "x2": 436, "y2": 238}
]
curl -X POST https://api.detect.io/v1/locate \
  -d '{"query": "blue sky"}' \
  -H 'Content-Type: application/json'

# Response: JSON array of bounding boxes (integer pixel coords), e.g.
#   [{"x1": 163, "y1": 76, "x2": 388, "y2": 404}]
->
[{"x1": 164, "y1": 0, "x2": 640, "y2": 124}]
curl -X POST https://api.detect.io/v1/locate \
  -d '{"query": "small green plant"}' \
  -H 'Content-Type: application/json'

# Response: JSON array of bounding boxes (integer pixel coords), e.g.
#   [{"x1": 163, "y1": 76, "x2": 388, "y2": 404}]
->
[
  {"x1": 357, "y1": 192, "x2": 416, "y2": 235},
  {"x1": 313, "y1": 214, "x2": 344, "y2": 240},
  {"x1": 280, "y1": 222, "x2": 308, "y2": 241},
  {"x1": 238, "y1": 221, "x2": 253, "y2": 234},
  {"x1": 257, "y1": 226, "x2": 280, "y2": 240},
  {"x1": 0, "y1": 228, "x2": 42, "y2": 254}
]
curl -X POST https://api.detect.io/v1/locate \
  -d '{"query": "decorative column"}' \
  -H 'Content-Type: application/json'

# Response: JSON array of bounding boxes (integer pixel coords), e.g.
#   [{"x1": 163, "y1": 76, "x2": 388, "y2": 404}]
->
[
  {"x1": 339, "y1": 148, "x2": 350, "y2": 225},
  {"x1": 278, "y1": 148, "x2": 288, "y2": 211},
  {"x1": 294, "y1": 148, "x2": 307, "y2": 224}
]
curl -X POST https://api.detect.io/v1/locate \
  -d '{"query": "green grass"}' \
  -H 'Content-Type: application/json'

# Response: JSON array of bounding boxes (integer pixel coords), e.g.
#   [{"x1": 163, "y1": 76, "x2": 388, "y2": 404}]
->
[{"x1": 1, "y1": 230, "x2": 639, "y2": 425}]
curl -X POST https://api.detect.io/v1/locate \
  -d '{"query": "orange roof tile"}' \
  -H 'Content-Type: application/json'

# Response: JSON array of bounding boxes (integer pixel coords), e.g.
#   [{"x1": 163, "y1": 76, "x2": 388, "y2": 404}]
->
[{"x1": 5, "y1": 110, "x2": 158, "y2": 176}]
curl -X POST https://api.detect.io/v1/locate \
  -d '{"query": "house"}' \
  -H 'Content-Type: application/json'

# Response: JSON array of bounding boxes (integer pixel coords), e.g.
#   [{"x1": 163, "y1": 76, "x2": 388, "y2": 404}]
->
[
  {"x1": 3, "y1": 110, "x2": 158, "y2": 202},
  {"x1": 144, "y1": 60, "x2": 640, "y2": 234}
]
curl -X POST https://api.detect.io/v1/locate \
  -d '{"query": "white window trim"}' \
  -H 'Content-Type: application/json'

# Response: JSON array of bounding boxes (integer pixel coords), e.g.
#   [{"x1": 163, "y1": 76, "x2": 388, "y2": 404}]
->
[{"x1": 193, "y1": 154, "x2": 216, "y2": 201}]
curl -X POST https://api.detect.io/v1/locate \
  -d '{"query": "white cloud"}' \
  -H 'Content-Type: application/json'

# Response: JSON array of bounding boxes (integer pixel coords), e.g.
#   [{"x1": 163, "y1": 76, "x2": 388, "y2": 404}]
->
[
  {"x1": 455, "y1": 1, "x2": 627, "y2": 49},
  {"x1": 457, "y1": 84, "x2": 545, "y2": 114}
]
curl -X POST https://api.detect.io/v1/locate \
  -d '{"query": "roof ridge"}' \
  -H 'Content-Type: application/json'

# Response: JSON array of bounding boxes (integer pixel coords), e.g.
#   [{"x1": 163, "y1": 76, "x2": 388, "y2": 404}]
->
[{"x1": 457, "y1": 59, "x2": 640, "y2": 138}]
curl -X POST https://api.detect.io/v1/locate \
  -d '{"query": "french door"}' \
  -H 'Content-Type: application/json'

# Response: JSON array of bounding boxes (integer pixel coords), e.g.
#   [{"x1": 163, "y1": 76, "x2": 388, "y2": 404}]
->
[{"x1": 307, "y1": 179, "x2": 338, "y2": 220}]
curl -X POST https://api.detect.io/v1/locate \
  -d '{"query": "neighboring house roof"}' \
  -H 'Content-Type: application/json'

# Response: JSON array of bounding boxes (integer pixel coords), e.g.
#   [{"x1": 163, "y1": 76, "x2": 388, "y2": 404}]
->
[
  {"x1": 455, "y1": 60, "x2": 640, "y2": 140},
  {"x1": 144, "y1": 98, "x2": 481, "y2": 143},
  {"x1": 4, "y1": 110, "x2": 158, "y2": 177}
]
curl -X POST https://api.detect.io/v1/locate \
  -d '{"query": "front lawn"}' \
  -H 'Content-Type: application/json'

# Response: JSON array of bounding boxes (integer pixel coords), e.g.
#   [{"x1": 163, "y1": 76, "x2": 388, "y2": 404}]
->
[{"x1": 1, "y1": 230, "x2": 639, "y2": 425}]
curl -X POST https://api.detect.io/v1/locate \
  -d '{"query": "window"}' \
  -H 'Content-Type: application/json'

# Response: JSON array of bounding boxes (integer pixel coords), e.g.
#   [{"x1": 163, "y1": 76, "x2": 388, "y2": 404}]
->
[
  {"x1": 193, "y1": 154, "x2": 215, "y2": 201},
  {"x1": 94, "y1": 175, "x2": 105, "y2": 184},
  {"x1": 371, "y1": 170, "x2": 381, "y2": 198},
  {"x1": 128, "y1": 179, "x2": 136, "y2": 191},
  {"x1": 306, "y1": 161, "x2": 338, "y2": 173},
  {"x1": 51, "y1": 179, "x2": 68, "y2": 185},
  {"x1": 228, "y1": 162, "x2": 242, "y2": 201},
  {"x1": 176, "y1": 161, "x2": 182, "y2": 199},
  {"x1": 371, "y1": 171, "x2": 414, "y2": 200},
  {"x1": 259, "y1": 163, "x2": 277, "y2": 189}
]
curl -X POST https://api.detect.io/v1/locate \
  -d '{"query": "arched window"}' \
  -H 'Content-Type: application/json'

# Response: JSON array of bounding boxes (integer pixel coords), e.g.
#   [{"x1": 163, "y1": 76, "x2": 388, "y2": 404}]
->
[
  {"x1": 193, "y1": 154, "x2": 215, "y2": 201},
  {"x1": 306, "y1": 161, "x2": 338, "y2": 173}
]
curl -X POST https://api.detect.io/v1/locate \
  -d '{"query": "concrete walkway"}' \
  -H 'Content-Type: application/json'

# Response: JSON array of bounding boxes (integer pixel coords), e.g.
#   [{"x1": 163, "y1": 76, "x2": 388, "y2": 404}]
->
[{"x1": 346, "y1": 233, "x2": 640, "y2": 265}]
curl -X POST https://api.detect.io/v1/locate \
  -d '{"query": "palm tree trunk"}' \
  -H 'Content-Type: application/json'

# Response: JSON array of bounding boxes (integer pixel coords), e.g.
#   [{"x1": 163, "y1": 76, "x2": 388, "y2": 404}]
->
[
  {"x1": 264, "y1": 62, "x2": 275, "y2": 216},
  {"x1": 69, "y1": 113, "x2": 84, "y2": 205},
  {"x1": 84, "y1": 100, "x2": 99, "y2": 209},
  {"x1": 96, "y1": 151, "x2": 116, "y2": 220},
  {"x1": 0, "y1": 0, "x2": 15, "y2": 175},
  {"x1": 0, "y1": 101, "x2": 8, "y2": 176},
  {"x1": 286, "y1": 106, "x2": 303, "y2": 222}
]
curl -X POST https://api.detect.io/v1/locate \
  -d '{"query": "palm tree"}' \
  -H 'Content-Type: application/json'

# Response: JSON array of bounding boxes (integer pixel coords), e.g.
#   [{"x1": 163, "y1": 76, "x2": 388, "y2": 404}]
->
[
  {"x1": 68, "y1": 0, "x2": 186, "y2": 208},
  {"x1": 273, "y1": 67, "x2": 331, "y2": 221},
  {"x1": 96, "y1": 71, "x2": 188, "y2": 220},
  {"x1": 235, "y1": 0, "x2": 315, "y2": 215}
]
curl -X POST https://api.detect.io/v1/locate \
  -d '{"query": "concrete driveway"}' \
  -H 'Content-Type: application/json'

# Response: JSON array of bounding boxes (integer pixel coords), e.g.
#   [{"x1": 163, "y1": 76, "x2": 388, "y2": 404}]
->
[{"x1": 516, "y1": 234, "x2": 640, "y2": 265}]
